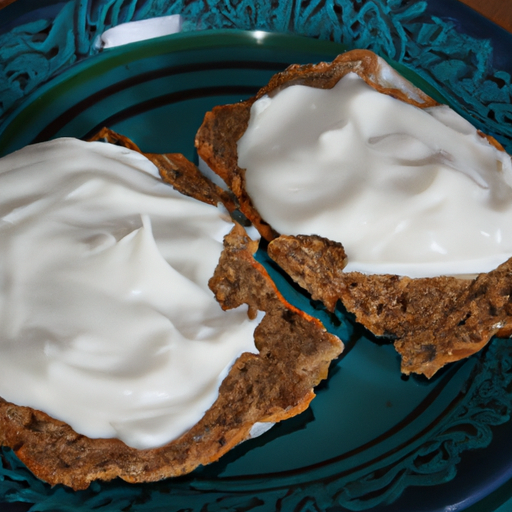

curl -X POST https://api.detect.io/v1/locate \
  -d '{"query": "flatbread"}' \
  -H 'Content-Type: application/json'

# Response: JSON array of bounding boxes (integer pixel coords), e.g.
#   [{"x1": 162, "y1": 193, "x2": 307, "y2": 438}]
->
[
  {"x1": 0, "y1": 130, "x2": 343, "y2": 489},
  {"x1": 194, "y1": 50, "x2": 512, "y2": 378}
]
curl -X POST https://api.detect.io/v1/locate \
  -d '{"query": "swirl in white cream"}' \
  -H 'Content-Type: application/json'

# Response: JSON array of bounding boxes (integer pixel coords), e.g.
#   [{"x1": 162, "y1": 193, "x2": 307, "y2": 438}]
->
[
  {"x1": 0, "y1": 138, "x2": 259, "y2": 449},
  {"x1": 238, "y1": 72, "x2": 512, "y2": 278}
]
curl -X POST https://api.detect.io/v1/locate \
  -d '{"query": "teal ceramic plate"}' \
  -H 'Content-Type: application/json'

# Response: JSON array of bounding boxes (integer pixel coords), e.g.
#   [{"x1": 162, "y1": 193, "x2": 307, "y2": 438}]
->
[{"x1": 1, "y1": 29, "x2": 512, "y2": 512}]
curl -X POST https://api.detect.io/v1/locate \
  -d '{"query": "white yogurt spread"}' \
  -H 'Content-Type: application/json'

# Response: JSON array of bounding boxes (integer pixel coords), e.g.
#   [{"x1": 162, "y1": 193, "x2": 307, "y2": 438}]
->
[
  {"x1": 238, "y1": 72, "x2": 512, "y2": 278},
  {"x1": 0, "y1": 138, "x2": 260, "y2": 450}
]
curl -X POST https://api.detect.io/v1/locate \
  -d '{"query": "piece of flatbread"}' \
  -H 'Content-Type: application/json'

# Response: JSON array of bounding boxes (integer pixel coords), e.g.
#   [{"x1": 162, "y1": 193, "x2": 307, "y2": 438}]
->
[
  {"x1": 0, "y1": 129, "x2": 343, "y2": 490},
  {"x1": 193, "y1": 50, "x2": 512, "y2": 378}
]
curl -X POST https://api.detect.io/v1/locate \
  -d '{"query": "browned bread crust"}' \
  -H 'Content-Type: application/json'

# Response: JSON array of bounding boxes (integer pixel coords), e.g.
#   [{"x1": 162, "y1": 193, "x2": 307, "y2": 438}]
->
[
  {"x1": 90, "y1": 127, "x2": 237, "y2": 212},
  {"x1": 268, "y1": 234, "x2": 512, "y2": 378},
  {"x1": 0, "y1": 130, "x2": 343, "y2": 490}
]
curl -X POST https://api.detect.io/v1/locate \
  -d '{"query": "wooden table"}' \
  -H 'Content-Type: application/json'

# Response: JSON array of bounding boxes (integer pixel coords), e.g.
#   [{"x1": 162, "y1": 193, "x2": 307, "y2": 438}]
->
[
  {"x1": 458, "y1": 0, "x2": 512, "y2": 33},
  {"x1": 0, "y1": 0, "x2": 511, "y2": 32}
]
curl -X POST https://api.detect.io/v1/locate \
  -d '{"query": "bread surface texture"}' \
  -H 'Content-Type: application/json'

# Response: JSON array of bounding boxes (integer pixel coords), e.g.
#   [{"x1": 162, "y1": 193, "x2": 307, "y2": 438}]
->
[{"x1": 268, "y1": 234, "x2": 512, "y2": 378}]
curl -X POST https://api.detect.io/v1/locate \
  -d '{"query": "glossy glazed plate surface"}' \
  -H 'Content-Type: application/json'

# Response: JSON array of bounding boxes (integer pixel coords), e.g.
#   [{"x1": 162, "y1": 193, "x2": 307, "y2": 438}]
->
[{"x1": 1, "y1": 3, "x2": 512, "y2": 512}]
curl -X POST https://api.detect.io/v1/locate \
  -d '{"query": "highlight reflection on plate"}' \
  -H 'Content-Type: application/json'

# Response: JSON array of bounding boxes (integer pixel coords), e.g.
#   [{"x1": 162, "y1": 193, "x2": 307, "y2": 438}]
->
[{"x1": 1, "y1": 10, "x2": 512, "y2": 512}]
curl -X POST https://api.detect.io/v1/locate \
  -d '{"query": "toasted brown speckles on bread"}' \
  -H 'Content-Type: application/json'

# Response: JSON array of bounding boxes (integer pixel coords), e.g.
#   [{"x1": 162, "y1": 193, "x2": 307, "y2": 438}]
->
[
  {"x1": 0, "y1": 131, "x2": 343, "y2": 490},
  {"x1": 90, "y1": 127, "x2": 238, "y2": 213},
  {"x1": 268, "y1": 234, "x2": 512, "y2": 378}
]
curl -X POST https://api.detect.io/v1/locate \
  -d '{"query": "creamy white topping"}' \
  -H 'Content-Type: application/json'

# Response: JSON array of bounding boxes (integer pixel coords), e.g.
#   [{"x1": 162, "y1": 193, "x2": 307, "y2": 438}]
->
[
  {"x1": 0, "y1": 138, "x2": 260, "y2": 449},
  {"x1": 237, "y1": 72, "x2": 512, "y2": 278}
]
